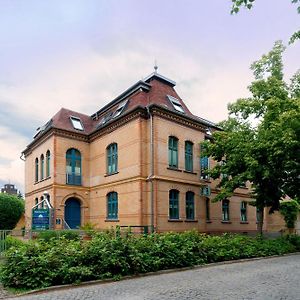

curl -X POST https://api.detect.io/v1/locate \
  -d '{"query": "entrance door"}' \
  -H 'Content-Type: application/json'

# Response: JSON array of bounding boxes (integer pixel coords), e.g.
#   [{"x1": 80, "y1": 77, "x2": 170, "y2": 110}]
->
[{"x1": 64, "y1": 198, "x2": 81, "y2": 229}]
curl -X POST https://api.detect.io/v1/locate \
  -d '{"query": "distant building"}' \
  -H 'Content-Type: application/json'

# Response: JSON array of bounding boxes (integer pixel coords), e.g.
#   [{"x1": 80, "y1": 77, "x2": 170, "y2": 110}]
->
[
  {"x1": 22, "y1": 71, "x2": 285, "y2": 233},
  {"x1": 1, "y1": 183, "x2": 18, "y2": 195}
]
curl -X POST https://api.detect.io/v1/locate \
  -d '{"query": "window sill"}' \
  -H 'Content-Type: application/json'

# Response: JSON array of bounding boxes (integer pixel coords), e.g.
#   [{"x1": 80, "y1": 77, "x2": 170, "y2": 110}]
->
[
  {"x1": 240, "y1": 221, "x2": 249, "y2": 224},
  {"x1": 167, "y1": 167, "x2": 182, "y2": 172},
  {"x1": 34, "y1": 176, "x2": 51, "y2": 185},
  {"x1": 206, "y1": 220, "x2": 212, "y2": 223},
  {"x1": 168, "y1": 219, "x2": 183, "y2": 222},
  {"x1": 104, "y1": 171, "x2": 119, "y2": 177},
  {"x1": 221, "y1": 221, "x2": 232, "y2": 224},
  {"x1": 183, "y1": 170, "x2": 197, "y2": 175},
  {"x1": 105, "y1": 219, "x2": 119, "y2": 222},
  {"x1": 184, "y1": 219, "x2": 198, "y2": 222}
]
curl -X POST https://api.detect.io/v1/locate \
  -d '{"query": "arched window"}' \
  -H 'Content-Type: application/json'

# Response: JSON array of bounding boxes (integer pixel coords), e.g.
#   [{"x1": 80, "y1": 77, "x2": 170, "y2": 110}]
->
[
  {"x1": 240, "y1": 201, "x2": 247, "y2": 222},
  {"x1": 40, "y1": 154, "x2": 44, "y2": 180},
  {"x1": 35, "y1": 158, "x2": 39, "y2": 182},
  {"x1": 46, "y1": 150, "x2": 50, "y2": 178},
  {"x1": 185, "y1": 141, "x2": 193, "y2": 172},
  {"x1": 107, "y1": 143, "x2": 118, "y2": 174},
  {"x1": 66, "y1": 148, "x2": 81, "y2": 185},
  {"x1": 107, "y1": 192, "x2": 118, "y2": 219},
  {"x1": 169, "y1": 189, "x2": 179, "y2": 219},
  {"x1": 34, "y1": 198, "x2": 38, "y2": 209},
  {"x1": 186, "y1": 191, "x2": 195, "y2": 220},
  {"x1": 168, "y1": 136, "x2": 178, "y2": 168},
  {"x1": 222, "y1": 199, "x2": 230, "y2": 221}
]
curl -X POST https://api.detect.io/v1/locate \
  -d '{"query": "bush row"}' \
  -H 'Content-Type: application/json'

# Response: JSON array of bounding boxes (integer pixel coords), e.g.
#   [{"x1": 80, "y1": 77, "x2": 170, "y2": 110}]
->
[{"x1": 1, "y1": 231, "x2": 299, "y2": 289}]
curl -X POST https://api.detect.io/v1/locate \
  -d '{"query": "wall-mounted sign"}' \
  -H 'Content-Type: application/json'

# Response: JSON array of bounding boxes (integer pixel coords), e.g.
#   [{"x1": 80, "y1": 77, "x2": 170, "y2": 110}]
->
[{"x1": 32, "y1": 209, "x2": 52, "y2": 230}]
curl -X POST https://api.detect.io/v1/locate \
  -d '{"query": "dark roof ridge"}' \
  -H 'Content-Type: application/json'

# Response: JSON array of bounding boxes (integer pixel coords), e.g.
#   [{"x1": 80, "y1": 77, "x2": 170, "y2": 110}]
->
[
  {"x1": 91, "y1": 80, "x2": 151, "y2": 119},
  {"x1": 144, "y1": 72, "x2": 176, "y2": 87},
  {"x1": 57, "y1": 107, "x2": 91, "y2": 118}
]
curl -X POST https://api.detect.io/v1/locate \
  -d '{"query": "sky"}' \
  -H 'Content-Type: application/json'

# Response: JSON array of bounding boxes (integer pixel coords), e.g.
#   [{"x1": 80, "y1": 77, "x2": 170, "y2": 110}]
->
[{"x1": 0, "y1": 0, "x2": 299, "y2": 194}]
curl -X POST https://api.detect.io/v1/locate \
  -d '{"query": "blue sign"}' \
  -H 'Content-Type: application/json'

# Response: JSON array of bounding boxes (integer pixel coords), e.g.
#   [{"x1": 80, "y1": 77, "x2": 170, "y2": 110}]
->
[{"x1": 32, "y1": 209, "x2": 50, "y2": 230}]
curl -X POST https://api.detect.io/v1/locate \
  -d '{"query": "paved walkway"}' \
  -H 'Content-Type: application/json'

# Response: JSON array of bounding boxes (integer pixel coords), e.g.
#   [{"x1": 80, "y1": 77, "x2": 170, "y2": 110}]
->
[
  {"x1": 4, "y1": 254, "x2": 300, "y2": 300},
  {"x1": 0, "y1": 284, "x2": 11, "y2": 300}
]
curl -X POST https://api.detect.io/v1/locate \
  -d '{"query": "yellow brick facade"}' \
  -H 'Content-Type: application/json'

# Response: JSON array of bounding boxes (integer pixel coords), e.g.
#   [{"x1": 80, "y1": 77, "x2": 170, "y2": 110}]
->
[{"x1": 24, "y1": 74, "x2": 286, "y2": 234}]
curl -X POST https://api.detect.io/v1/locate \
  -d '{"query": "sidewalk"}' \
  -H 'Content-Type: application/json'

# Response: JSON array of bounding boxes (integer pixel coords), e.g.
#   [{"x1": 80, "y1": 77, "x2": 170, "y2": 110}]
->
[{"x1": 0, "y1": 284, "x2": 11, "y2": 300}]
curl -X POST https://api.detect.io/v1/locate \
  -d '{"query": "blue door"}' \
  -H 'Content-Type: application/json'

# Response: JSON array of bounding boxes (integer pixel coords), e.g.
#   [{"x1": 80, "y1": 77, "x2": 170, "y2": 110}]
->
[{"x1": 64, "y1": 198, "x2": 81, "y2": 229}]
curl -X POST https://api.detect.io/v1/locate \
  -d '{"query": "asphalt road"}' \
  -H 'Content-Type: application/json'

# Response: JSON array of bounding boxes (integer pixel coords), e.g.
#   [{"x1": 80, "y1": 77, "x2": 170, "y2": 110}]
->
[{"x1": 7, "y1": 254, "x2": 300, "y2": 300}]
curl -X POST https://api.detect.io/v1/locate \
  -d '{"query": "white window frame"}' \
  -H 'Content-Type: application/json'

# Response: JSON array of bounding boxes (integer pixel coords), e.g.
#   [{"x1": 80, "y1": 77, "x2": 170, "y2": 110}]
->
[
  {"x1": 70, "y1": 116, "x2": 84, "y2": 131},
  {"x1": 167, "y1": 95, "x2": 185, "y2": 113},
  {"x1": 113, "y1": 100, "x2": 128, "y2": 118}
]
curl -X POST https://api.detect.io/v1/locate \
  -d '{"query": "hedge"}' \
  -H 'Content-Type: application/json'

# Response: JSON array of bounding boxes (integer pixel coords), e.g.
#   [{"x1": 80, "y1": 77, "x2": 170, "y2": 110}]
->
[{"x1": 0, "y1": 231, "x2": 299, "y2": 289}]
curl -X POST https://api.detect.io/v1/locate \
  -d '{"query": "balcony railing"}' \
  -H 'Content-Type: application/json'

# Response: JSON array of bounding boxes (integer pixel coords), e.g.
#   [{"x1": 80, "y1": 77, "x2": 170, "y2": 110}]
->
[{"x1": 66, "y1": 174, "x2": 81, "y2": 186}]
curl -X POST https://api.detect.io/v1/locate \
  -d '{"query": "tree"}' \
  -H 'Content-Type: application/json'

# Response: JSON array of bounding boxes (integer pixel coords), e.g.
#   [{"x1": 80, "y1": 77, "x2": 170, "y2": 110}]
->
[
  {"x1": 0, "y1": 193, "x2": 24, "y2": 230},
  {"x1": 279, "y1": 200, "x2": 299, "y2": 230},
  {"x1": 203, "y1": 41, "x2": 300, "y2": 234},
  {"x1": 230, "y1": 0, "x2": 300, "y2": 44}
]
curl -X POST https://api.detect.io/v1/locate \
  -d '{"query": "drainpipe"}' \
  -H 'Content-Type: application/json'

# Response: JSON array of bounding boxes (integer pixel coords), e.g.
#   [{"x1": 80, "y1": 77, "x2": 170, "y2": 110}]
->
[{"x1": 146, "y1": 106, "x2": 154, "y2": 233}]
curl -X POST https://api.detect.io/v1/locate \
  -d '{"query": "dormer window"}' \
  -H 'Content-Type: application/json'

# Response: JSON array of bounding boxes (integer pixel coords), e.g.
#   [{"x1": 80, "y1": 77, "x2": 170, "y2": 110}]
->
[
  {"x1": 99, "y1": 111, "x2": 113, "y2": 126},
  {"x1": 167, "y1": 95, "x2": 185, "y2": 113},
  {"x1": 70, "y1": 116, "x2": 84, "y2": 131},
  {"x1": 113, "y1": 100, "x2": 128, "y2": 118}
]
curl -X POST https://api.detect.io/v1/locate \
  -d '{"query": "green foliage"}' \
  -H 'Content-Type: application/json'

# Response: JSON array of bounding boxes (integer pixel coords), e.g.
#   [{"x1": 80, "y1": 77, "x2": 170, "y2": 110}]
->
[
  {"x1": 0, "y1": 231, "x2": 299, "y2": 289},
  {"x1": 0, "y1": 193, "x2": 24, "y2": 230},
  {"x1": 203, "y1": 42, "x2": 300, "y2": 224},
  {"x1": 279, "y1": 200, "x2": 300, "y2": 228},
  {"x1": 37, "y1": 230, "x2": 80, "y2": 242}
]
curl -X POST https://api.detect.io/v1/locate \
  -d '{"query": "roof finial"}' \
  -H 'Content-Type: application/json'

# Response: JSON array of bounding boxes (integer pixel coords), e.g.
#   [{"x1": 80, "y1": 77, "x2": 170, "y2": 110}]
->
[{"x1": 154, "y1": 60, "x2": 158, "y2": 73}]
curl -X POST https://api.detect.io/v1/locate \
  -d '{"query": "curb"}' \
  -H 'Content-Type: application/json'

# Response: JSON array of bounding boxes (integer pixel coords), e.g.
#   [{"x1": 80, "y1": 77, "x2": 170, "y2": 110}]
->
[{"x1": 7, "y1": 252, "x2": 300, "y2": 298}]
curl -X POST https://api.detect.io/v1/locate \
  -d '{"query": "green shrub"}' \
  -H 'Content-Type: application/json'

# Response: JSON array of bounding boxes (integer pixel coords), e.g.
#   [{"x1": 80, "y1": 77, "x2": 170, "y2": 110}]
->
[
  {"x1": 0, "y1": 231, "x2": 298, "y2": 290},
  {"x1": 37, "y1": 230, "x2": 80, "y2": 242}
]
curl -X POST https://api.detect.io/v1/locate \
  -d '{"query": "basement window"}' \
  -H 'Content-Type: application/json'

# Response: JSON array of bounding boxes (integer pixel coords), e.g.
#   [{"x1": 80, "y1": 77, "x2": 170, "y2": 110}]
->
[
  {"x1": 70, "y1": 116, "x2": 84, "y2": 131},
  {"x1": 167, "y1": 95, "x2": 185, "y2": 113},
  {"x1": 113, "y1": 100, "x2": 128, "y2": 118}
]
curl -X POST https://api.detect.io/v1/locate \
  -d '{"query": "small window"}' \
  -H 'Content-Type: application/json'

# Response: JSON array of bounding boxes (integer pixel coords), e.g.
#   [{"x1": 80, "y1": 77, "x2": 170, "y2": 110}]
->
[
  {"x1": 241, "y1": 201, "x2": 247, "y2": 222},
  {"x1": 99, "y1": 111, "x2": 113, "y2": 126},
  {"x1": 169, "y1": 189, "x2": 179, "y2": 220},
  {"x1": 222, "y1": 199, "x2": 230, "y2": 221},
  {"x1": 113, "y1": 100, "x2": 128, "y2": 118},
  {"x1": 46, "y1": 150, "x2": 50, "y2": 177},
  {"x1": 185, "y1": 141, "x2": 193, "y2": 172},
  {"x1": 40, "y1": 154, "x2": 44, "y2": 180},
  {"x1": 186, "y1": 192, "x2": 195, "y2": 220},
  {"x1": 168, "y1": 136, "x2": 178, "y2": 168},
  {"x1": 167, "y1": 95, "x2": 185, "y2": 113},
  {"x1": 107, "y1": 143, "x2": 118, "y2": 174},
  {"x1": 107, "y1": 192, "x2": 118, "y2": 219},
  {"x1": 205, "y1": 198, "x2": 210, "y2": 221},
  {"x1": 35, "y1": 158, "x2": 39, "y2": 182},
  {"x1": 70, "y1": 117, "x2": 84, "y2": 131},
  {"x1": 200, "y1": 144, "x2": 209, "y2": 180}
]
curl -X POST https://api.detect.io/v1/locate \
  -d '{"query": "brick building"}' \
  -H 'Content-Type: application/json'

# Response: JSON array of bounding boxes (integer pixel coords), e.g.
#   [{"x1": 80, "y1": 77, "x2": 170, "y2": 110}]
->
[
  {"x1": 23, "y1": 71, "x2": 285, "y2": 233},
  {"x1": 1, "y1": 183, "x2": 18, "y2": 195}
]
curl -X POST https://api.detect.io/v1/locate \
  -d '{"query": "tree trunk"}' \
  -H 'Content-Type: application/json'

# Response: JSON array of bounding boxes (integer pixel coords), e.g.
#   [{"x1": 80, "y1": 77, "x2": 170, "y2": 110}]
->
[{"x1": 257, "y1": 208, "x2": 264, "y2": 235}]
